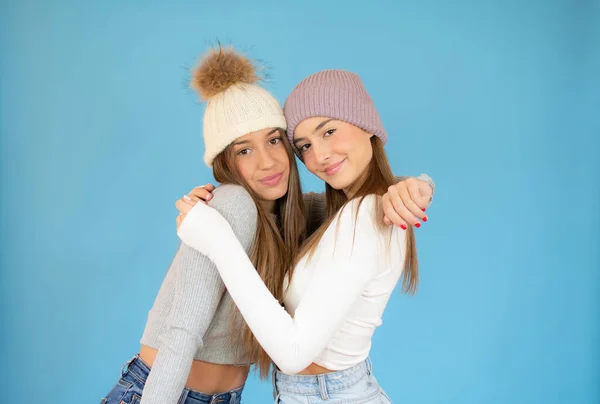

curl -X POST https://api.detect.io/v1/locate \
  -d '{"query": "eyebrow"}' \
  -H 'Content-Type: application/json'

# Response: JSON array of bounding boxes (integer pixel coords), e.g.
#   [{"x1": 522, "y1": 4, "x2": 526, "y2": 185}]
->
[
  {"x1": 313, "y1": 119, "x2": 334, "y2": 134},
  {"x1": 293, "y1": 119, "x2": 334, "y2": 145},
  {"x1": 233, "y1": 129, "x2": 280, "y2": 146}
]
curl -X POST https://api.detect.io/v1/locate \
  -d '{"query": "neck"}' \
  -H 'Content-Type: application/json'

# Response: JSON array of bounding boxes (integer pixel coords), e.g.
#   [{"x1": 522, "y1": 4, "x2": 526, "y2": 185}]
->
[
  {"x1": 343, "y1": 168, "x2": 369, "y2": 199},
  {"x1": 260, "y1": 199, "x2": 277, "y2": 214}
]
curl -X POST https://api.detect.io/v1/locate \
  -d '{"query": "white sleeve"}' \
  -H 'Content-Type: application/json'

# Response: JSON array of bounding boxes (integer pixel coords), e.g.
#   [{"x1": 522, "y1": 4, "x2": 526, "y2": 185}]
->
[{"x1": 177, "y1": 196, "x2": 388, "y2": 374}]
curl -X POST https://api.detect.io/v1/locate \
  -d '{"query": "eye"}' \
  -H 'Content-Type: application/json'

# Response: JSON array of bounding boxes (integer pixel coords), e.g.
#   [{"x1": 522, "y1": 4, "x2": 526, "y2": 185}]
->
[
  {"x1": 269, "y1": 136, "x2": 282, "y2": 145},
  {"x1": 323, "y1": 129, "x2": 336, "y2": 137},
  {"x1": 236, "y1": 148, "x2": 251, "y2": 156},
  {"x1": 298, "y1": 143, "x2": 311, "y2": 153}
]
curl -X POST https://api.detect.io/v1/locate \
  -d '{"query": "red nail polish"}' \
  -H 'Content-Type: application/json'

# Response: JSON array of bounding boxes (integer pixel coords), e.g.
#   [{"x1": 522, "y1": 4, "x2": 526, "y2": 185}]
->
[
  {"x1": 421, "y1": 208, "x2": 426, "y2": 212},
  {"x1": 400, "y1": 224, "x2": 407, "y2": 230},
  {"x1": 415, "y1": 223, "x2": 421, "y2": 228},
  {"x1": 422, "y1": 216, "x2": 428, "y2": 222}
]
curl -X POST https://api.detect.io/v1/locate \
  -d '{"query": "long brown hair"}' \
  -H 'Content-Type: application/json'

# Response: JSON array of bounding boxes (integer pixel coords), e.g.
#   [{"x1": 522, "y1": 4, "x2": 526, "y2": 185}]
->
[
  {"x1": 296, "y1": 136, "x2": 419, "y2": 294},
  {"x1": 211, "y1": 130, "x2": 306, "y2": 378}
]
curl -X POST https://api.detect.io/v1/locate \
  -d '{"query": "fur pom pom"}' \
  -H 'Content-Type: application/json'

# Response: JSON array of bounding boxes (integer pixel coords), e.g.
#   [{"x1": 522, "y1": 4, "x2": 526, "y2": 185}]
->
[{"x1": 191, "y1": 46, "x2": 260, "y2": 100}]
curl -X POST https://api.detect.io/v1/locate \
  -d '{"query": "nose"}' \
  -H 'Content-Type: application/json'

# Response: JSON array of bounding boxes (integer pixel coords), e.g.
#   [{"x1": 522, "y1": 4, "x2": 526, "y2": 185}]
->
[
  {"x1": 257, "y1": 148, "x2": 276, "y2": 170},
  {"x1": 312, "y1": 140, "x2": 331, "y2": 165}
]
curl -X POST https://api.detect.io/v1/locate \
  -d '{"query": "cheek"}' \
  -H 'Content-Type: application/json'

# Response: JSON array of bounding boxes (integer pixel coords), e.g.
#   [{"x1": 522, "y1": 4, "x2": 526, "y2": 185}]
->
[
  {"x1": 275, "y1": 147, "x2": 290, "y2": 170},
  {"x1": 345, "y1": 133, "x2": 372, "y2": 162},
  {"x1": 235, "y1": 158, "x2": 256, "y2": 183},
  {"x1": 301, "y1": 153, "x2": 319, "y2": 175},
  {"x1": 329, "y1": 132, "x2": 353, "y2": 156},
  {"x1": 355, "y1": 143, "x2": 373, "y2": 167}
]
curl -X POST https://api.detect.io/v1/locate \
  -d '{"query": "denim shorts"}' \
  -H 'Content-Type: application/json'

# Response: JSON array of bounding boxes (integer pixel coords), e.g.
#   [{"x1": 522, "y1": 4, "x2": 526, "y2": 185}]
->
[
  {"x1": 100, "y1": 354, "x2": 244, "y2": 404},
  {"x1": 272, "y1": 358, "x2": 392, "y2": 403}
]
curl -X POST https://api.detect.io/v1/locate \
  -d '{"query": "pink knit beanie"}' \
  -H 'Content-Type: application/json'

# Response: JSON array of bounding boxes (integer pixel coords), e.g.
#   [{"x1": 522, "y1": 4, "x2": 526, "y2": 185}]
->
[{"x1": 283, "y1": 69, "x2": 387, "y2": 156}]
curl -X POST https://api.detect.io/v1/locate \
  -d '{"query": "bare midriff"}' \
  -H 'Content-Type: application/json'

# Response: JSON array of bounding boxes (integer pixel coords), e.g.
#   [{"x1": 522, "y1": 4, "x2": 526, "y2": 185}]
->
[
  {"x1": 297, "y1": 362, "x2": 333, "y2": 375},
  {"x1": 139, "y1": 344, "x2": 249, "y2": 394}
]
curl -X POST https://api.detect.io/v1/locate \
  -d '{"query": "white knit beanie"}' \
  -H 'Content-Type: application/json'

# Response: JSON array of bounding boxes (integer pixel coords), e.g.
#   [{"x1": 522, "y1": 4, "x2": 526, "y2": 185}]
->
[{"x1": 191, "y1": 47, "x2": 287, "y2": 167}]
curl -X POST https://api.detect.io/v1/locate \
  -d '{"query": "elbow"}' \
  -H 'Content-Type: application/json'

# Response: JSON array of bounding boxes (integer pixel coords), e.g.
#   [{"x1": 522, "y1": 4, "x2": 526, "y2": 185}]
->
[
  {"x1": 277, "y1": 363, "x2": 304, "y2": 375},
  {"x1": 275, "y1": 357, "x2": 312, "y2": 375},
  {"x1": 162, "y1": 326, "x2": 203, "y2": 353},
  {"x1": 271, "y1": 338, "x2": 317, "y2": 374}
]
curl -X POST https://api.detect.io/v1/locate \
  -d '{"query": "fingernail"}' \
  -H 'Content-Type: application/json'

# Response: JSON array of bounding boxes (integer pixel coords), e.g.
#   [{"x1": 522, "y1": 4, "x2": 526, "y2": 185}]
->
[
  {"x1": 415, "y1": 223, "x2": 421, "y2": 228},
  {"x1": 421, "y1": 208, "x2": 426, "y2": 212},
  {"x1": 422, "y1": 216, "x2": 428, "y2": 222},
  {"x1": 206, "y1": 194, "x2": 212, "y2": 200},
  {"x1": 400, "y1": 224, "x2": 407, "y2": 230},
  {"x1": 183, "y1": 195, "x2": 192, "y2": 201}
]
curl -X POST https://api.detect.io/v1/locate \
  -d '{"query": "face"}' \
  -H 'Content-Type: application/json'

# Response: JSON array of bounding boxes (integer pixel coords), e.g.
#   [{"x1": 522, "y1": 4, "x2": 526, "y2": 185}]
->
[
  {"x1": 293, "y1": 118, "x2": 373, "y2": 195},
  {"x1": 232, "y1": 128, "x2": 290, "y2": 206}
]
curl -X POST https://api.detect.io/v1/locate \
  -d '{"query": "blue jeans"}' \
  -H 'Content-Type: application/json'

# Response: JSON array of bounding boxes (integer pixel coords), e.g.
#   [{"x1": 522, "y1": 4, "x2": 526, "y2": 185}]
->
[
  {"x1": 101, "y1": 355, "x2": 244, "y2": 404},
  {"x1": 272, "y1": 358, "x2": 392, "y2": 403}
]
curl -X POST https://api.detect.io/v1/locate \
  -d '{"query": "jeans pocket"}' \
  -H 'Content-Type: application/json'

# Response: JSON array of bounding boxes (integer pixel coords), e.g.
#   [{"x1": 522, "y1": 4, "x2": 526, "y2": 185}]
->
[
  {"x1": 118, "y1": 388, "x2": 142, "y2": 404},
  {"x1": 127, "y1": 393, "x2": 141, "y2": 404},
  {"x1": 103, "y1": 378, "x2": 133, "y2": 404}
]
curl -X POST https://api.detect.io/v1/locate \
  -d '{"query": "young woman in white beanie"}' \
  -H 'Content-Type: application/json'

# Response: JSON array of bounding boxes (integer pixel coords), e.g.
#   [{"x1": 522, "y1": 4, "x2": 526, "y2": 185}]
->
[
  {"x1": 102, "y1": 47, "x2": 433, "y2": 404},
  {"x1": 175, "y1": 68, "x2": 435, "y2": 403},
  {"x1": 100, "y1": 46, "x2": 308, "y2": 404}
]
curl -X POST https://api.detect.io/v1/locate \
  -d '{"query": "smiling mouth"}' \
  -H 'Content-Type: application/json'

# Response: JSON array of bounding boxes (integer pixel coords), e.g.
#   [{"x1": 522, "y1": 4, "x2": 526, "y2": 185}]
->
[
  {"x1": 323, "y1": 159, "x2": 346, "y2": 176},
  {"x1": 259, "y1": 172, "x2": 284, "y2": 186}
]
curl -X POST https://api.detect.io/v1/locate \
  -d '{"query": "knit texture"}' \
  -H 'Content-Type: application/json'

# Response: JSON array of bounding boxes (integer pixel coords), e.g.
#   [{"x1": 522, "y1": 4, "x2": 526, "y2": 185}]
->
[{"x1": 202, "y1": 83, "x2": 287, "y2": 166}]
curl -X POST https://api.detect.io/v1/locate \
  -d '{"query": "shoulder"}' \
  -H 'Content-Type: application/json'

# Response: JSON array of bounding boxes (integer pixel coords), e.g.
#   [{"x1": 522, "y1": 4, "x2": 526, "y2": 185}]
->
[
  {"x1": 208, "y1": 184, "x2": 258, "y2": 251},
  {"x1": 337, "y1": 194, "x2": 380, "y2": 224},
  {"x1": 336, "y1": 194, "x2": 405, "y2": 242},
  {"x1": 208, "y1": 184, "x2": 257, "y2": 219}
]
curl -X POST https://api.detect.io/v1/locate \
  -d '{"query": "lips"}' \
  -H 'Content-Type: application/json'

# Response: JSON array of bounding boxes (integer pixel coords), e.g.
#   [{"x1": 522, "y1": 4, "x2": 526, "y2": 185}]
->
[
  {"x1": 259, "y1": 172, "x2": 284, "y2": 186},
  {"x1": 323, "y1": 159, "x2": 346, "y2": 176}
]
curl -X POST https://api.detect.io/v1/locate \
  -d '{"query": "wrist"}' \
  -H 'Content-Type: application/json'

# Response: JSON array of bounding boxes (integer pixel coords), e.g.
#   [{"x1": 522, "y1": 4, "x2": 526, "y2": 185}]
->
[{"x1": 417, "y1": 173, "x2": 435, "y2": 195}]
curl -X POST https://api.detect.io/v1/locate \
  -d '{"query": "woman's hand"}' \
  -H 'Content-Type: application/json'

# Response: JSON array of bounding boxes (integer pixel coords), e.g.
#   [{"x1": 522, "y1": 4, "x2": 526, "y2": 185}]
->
[{"x1": 382, "y1": 177, "x2": 432, "y2": 230}]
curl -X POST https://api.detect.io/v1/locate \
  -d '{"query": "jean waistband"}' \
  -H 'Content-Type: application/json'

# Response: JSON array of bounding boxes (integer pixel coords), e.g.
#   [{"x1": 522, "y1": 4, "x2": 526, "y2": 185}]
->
[
  {"x1": 272, "y1": 358, "x2": 373, "y2": 395},
  {"x1": 122, "y1": 354, "x2": 151, "y2": 383},
  {"x1": 122, "y1": 354, "x2": 244, "y2": 401}
]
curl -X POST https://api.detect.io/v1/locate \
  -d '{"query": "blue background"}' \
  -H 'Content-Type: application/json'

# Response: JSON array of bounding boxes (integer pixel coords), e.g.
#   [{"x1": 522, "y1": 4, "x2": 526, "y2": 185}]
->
[{"x1": 1, "y1": 0, "x2": 599, "y2": 403}]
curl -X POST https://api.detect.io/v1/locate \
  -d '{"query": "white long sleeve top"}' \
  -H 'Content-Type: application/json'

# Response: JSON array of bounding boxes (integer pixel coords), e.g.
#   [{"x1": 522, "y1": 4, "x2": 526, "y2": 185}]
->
[{"x1": 177, "y1": 194, "x2": 407, "y2": 375}]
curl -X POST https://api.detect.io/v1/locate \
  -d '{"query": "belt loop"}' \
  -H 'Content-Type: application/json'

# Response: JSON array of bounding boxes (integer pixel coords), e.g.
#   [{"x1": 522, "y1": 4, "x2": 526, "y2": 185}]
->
[
  {"x1": 366, "y1": 357, "x2": 372, "y2": 375},
  {"x1": 177, "y1": 389, "x2": 189, "y2": 404},
  {"x1": 318, "y1": 374, "x2": 329, "y2": 400},
  {"x1": 121, "y1": 355, "x2": 137, "y2": 376}
]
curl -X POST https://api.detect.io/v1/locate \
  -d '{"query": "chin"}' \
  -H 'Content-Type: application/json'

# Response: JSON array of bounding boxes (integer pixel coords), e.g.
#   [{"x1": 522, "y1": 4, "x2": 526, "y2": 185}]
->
[
  {"x1": 323, "y1": 173, "x2": 356, "y2": 191},
  {"x1": 259, "y1": 185, "x2": 287, "y2": 201},
  {"x1": 272, "y1": 186, "x2": 288, "y2": 200}
]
